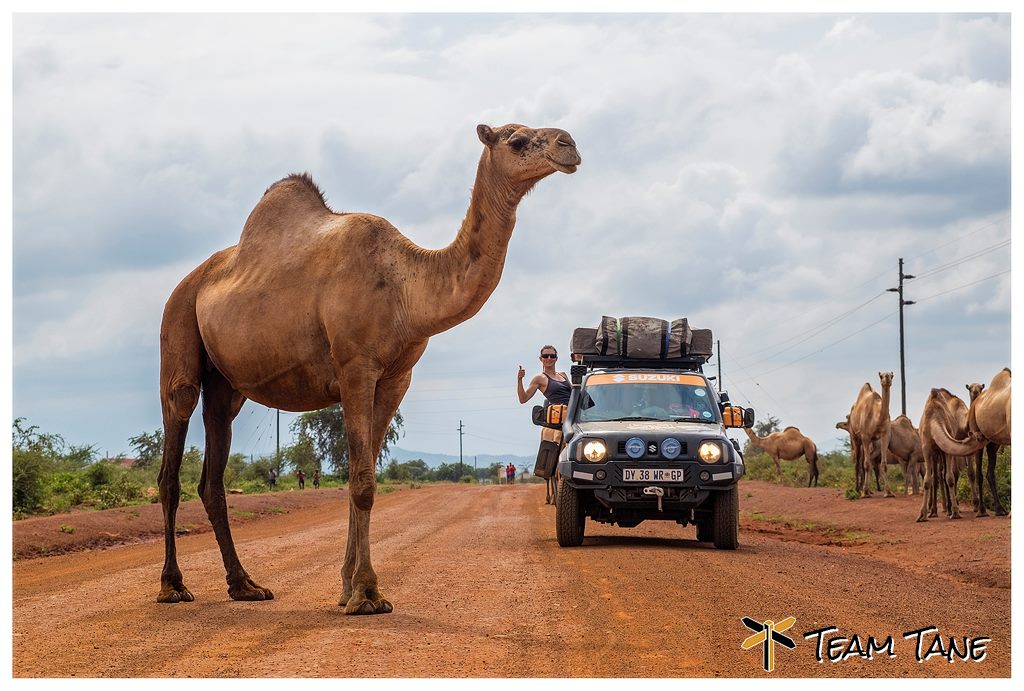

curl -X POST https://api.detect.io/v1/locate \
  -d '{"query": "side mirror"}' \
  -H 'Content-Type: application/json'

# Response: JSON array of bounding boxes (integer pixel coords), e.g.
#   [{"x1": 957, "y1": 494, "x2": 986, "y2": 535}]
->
[
  {"x1": 722, "y1": 406, "x2": 755, "y2": 429},
  {"x1": 532, "y1": 404, "x2": 567, "y2": 429}
]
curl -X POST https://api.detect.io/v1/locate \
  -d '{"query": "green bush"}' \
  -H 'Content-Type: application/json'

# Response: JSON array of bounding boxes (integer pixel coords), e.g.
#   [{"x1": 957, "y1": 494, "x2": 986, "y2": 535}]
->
[
  {"x1": 85, "y1": 461, "x2": 116, "y2": 488},
  {"x1": 13, "y1": 449, "x2": 47, "y2": 514}
]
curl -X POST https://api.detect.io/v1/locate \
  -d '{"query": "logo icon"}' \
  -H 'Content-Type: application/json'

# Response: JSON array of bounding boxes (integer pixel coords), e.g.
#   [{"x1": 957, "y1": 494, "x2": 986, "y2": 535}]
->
[
  {"x1": 741, "y1": 616, "x2": 797, "y2": 672},
  {"x1": 612, "y1": 373, "x2": 626, "y2": 382}
]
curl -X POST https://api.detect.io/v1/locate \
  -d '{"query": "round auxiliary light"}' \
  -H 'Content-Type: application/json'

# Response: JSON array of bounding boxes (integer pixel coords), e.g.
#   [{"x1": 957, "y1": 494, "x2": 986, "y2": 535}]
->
[
  {"x1": 583, "y1": 440, "x2": 607, "y2": 462},
  {"x1": 699, "y1": 471, "x2": 711, "y2": 482},
  {"x1": 698, "y1": 441, "x2": 722, "y2": 463},
  {"x1": 625, "y1": 437, "x2": 645, "y2": 459},
  {"x1": 660, "y1": 437, "x2": 682, "y2": 460},
  {"x1": 595, "y1": 469, "x2": 607, "y2": 481}
]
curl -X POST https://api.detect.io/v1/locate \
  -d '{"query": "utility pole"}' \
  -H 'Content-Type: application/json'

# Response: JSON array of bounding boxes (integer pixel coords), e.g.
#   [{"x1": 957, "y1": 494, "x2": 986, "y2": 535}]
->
[
  {"x1": 276, "y1": 408, "x2": 281, "y2": 471},
  {"x1": 457, "y1": 420, "x2": 465, "y2": 479},
  {"x1": 887, "y1": 258, "x2": 916, "y2": 416},
  {"x1": 716, "y1": 339, "x2": 722, "y2": 393}
]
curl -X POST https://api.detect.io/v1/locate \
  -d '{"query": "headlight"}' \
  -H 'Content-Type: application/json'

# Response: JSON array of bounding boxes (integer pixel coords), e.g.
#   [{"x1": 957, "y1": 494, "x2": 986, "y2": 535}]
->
[
  {"x1": 660, "y1": 437, "x2": 682, "y2": 460},
  {"x1": 582, "y1": 440, "x2": 607, "y2": 462},
  {"x1": 698, "y1": 441, "x2": 723, "y2": 463}
]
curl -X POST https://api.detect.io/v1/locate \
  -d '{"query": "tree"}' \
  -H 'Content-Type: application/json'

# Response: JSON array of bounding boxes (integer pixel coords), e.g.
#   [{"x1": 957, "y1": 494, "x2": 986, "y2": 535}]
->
[
  {"x1": 128, "y1": 429, "x2": 164, "y2": 469},
  {"x1": 291, "y1": 405, "x2": 404, "y2": 481},
  {"x1": 743, "y1": 414, "x2": 782, "y2": 456},
  {"x1": 755, "y1": 414, "x2": 782, "y2": 437}
]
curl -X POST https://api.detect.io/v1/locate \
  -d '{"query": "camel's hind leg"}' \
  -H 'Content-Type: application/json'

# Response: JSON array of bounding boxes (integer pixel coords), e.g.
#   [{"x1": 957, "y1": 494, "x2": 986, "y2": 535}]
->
[
  {"x1": 157, "y1": 412, "x2": 196, "y2": 602},
  {"x1": 157, "y1": 286, "x2": 205, "y2": 603},
  {"x1": 985, "y1": 443, "x2": 1007, "y2": 516},
  {"x1": 198, "y1": 364, "x2": 271, "y2": 601}
]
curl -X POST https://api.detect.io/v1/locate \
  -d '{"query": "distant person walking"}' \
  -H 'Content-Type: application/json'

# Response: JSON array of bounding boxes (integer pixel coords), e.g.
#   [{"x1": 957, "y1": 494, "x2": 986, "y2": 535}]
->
[
  {"x1": 267, "y1": 467, "x2": 277, "y2": 490},
  {"x1": 297, "y1": 469, "x2": 306, "y2": 490},
  {"x1": 313, "y1": 469, "x2": 321, "y2": 489}
]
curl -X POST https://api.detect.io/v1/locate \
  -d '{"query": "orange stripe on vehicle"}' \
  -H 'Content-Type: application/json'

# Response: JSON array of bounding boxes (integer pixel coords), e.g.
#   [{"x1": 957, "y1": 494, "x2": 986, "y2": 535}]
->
[{"x1": 586, "y1": 373, "x2": 707, "y2": 386}]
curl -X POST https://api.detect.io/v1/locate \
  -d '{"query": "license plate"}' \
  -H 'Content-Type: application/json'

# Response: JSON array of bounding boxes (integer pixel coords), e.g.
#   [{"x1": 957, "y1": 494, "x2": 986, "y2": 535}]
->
[{"x1": 622, "y1": 468, "x2": 684, "y2": 482}]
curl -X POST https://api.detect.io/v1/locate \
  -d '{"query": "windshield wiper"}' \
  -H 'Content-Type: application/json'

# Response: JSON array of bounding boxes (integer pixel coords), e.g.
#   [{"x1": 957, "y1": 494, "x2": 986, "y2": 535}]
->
[
  {"x1": 607, "y1": 416, "x2": 664, "y2": 422},
  {"x1": 671, "y1": 416, "x2": 711, "y2": 422}
]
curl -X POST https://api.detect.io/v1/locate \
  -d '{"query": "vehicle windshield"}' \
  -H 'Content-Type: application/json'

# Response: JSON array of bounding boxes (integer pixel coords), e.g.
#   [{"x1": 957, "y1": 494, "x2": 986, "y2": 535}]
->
[{"x1": 577, "y1": 373, "x2": 718, "y2": 423}]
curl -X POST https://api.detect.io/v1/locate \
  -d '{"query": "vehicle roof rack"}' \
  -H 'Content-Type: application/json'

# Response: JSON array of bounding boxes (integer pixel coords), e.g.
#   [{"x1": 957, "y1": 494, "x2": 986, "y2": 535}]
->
[{"x1": 575, "y1": 354, "x2": 709, "y2": 372}]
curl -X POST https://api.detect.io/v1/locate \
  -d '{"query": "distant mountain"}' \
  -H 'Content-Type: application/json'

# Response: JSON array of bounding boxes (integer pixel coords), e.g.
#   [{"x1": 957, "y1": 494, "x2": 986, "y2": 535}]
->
[{"x1": 388, "y1": 446, "x2": 534, "y2": 469}]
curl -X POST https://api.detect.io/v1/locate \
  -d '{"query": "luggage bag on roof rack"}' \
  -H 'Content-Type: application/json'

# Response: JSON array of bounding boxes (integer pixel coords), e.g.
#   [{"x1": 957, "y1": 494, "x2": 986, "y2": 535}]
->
[{"x1": 571, "y1": 316, "x2": 712, "y2": 360}]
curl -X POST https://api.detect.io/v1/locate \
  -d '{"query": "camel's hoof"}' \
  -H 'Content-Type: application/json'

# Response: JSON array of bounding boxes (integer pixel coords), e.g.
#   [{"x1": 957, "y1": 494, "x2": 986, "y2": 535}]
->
[
  {"x1": 949, "y1": 514, "x2": 962, "y2": 520},
  {"x1": 916, "y1": 516, "x2": 928, "y2": 523},
  {"x1": 995, "y1": 509, "x2": 1008, "y2": 516},
  {"x1": 228, "y1": 577, "x2": 273, "y2": 601},
  {"x1": 343, "y1": 595, "x2": 393, "y2": 615},
  {"x1": 157, "y1": 585, "x2": 194, "y2": 603},
  {"x1": 342, "y1": 585, "x2": 393, "y2": 615}
]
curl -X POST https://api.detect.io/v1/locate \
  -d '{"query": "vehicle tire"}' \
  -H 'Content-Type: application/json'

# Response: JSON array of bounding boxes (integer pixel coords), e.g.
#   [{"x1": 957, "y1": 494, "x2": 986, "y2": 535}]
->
[
  {"x1": 555, "y1": 477, "x2": 585, "y2": 547},
  {"x1": 695, "y1": 520, "x2": 712, "y2": 543},
  {"x1": 712, "y1": 485, "x2": 739, "y2": 550}
]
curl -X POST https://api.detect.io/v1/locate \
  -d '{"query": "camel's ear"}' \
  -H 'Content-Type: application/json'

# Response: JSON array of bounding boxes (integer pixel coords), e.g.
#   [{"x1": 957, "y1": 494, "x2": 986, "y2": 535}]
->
[{"x1": 477, "y1": 124, "x2": 498, "y2": 147}]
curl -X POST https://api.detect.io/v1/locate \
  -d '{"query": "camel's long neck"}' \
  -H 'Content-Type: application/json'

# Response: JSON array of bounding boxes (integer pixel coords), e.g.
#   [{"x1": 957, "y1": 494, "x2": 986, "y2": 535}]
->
[
  {"x1": 880, "y1": 384, "x2": 892, "y2": 424},
  {"x1": 744, "y1": 428, "x2": 763, "y2": 447},
  {"x1": 411, "y1": 153, "x2": 530, "y2": 337}
]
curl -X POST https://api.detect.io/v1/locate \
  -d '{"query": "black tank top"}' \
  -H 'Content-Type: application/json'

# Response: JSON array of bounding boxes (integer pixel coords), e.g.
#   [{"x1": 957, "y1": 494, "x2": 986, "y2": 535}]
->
[{"x1": 544, "y1": 373, "x2": 572, "y2": 405}]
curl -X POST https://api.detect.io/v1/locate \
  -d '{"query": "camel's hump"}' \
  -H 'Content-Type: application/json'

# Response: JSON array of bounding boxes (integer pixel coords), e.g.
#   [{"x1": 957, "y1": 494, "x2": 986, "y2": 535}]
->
[
  {"x1": 263, "y1": 172, "x2": 332, "y2": 211},
  {"x1": 783, "y1": 426, "x2": 798, "y2": 432}
]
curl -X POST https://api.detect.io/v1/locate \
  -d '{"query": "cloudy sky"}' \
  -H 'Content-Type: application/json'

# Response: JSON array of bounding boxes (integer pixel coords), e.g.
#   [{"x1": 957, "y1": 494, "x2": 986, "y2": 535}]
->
[{"x1": 11, "y1": 12, "x2": 1012, "y2": 465}]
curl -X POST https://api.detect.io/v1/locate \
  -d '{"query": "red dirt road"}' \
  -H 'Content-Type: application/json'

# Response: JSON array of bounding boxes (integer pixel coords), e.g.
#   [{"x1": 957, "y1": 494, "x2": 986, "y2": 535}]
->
[{"x1": 12, "y1": 481, "x2": 1010, "y2": 677}]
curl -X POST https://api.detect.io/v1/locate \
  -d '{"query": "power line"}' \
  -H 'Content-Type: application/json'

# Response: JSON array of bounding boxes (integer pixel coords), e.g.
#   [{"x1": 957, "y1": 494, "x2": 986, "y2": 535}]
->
[
  {"x1": 732, "y1": 291, "x2": 887, "y2": 367},
  {"x1": 906, "y1": 214, "x2": 1010, "y2": 263},
  {"x1": 754, "y1": 310, "x2": 898, "y2": 378},
  {"x1": 912, "y1": 239, "x2": 1010, "y2": 282},
  {"x1": 915, "y1": 269, "x2": 1011, "y2": 304}
]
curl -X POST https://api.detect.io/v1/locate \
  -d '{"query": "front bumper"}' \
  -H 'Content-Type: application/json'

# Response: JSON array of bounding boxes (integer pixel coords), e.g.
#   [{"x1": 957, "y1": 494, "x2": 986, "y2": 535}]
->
[{"x1": 558, "y1": 459, "x2": 743, "y2": 509}]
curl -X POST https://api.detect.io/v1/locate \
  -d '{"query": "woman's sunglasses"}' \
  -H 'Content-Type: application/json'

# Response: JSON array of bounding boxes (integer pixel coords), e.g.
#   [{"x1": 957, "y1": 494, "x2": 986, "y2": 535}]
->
[{"x1": 540, "y1": 354, "x2": 558, "y2": 359}]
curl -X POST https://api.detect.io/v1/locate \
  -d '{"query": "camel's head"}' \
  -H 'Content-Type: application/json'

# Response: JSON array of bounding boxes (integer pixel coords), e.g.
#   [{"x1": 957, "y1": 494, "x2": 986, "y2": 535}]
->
[
  {"x1": 477, "y1": 123, "x2": 581, "y2": 184},
  {"x1": 966, "y1": 382, "x2": 985, "y2": 401},
  {"x1": 836, "y1": 417, "x2": 850, "y2": 432},
  {"x1": 879, "y1": 371, "x2": 894, "y2": 388}
]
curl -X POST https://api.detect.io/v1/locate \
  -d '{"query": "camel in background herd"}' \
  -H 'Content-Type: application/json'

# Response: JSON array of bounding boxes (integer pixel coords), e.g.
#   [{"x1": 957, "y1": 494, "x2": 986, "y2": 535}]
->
[
  {"x1": 847, "y1": 372, "x2": 895, "y2": 498},
  {"x1": 929, "y1": 369, "x2": 1011, "y2": 517},
  {"x1": 836, "y1": 414, "x2": 923, "y2": 495},
  {"x1": 742, "y1": 426, "x2": 820, "y2": 487}
]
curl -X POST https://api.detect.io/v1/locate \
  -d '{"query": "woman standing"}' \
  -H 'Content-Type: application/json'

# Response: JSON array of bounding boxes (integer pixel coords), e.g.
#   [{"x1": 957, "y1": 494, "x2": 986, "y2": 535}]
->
[{"x1": 517, "y1": 345, "x2": 571, "y2": 405}]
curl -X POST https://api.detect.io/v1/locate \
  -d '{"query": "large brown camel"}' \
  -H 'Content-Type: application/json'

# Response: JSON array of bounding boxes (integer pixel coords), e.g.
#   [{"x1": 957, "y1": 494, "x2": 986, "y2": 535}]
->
[
  {"x1": 848, "y1": 372, "x2": 894, "y2": 497},
  {"x1": 156, "y1": 123, "x2": 581, "y2": 613},
  {"x1": 836, "y1": 414, "x2": 923, "y2": 495},
  {"x1": 930, "y1": 369, "x2": 1011, "y2": 516},
  {"x1": 917, "y1": 388, "x2": 974, "y2": 521},
  {"x1": 742, "y1": 426, "x2": 820, "y2": 487}
]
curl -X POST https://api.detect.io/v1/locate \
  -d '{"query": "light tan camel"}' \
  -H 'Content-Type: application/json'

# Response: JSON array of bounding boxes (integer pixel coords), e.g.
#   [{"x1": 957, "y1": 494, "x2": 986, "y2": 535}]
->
[
  {"x1": 156, "y1": 123, "x2": 581, "y2": 613},
  {"x1": 888, "y1": 415, "x2": 924, "y2": 495},
  {"x1": 848, "y1": 372, "x2": 894, "y2": 497},
  {"x1": 917, "y1": 388, "x2": 974, "y2": 521},
  {"x1": 743, "y1": 426, "x2": 819, "y2": 486},
  {"x1": 837, "y1": 414, "x2": 923, "y2": 495},
  {"x1": 930, "y1": 369, "x2": 1011, "y2": 516}
]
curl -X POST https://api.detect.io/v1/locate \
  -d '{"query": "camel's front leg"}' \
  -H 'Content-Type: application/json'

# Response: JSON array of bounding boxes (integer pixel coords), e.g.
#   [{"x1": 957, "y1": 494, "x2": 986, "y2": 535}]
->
[
  {"x1": 877, "y1": 432, "x2": 894, "y2": 497},
  {"x1": 338, "y1": 361, "x2": 417, "y2": 615}
]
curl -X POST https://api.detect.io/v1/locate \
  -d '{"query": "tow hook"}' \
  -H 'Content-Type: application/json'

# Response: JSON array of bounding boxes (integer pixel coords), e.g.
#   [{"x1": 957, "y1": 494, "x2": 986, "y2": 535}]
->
[{"x1": 643, "y1": 486, "x2": 665, "y2": 512}]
